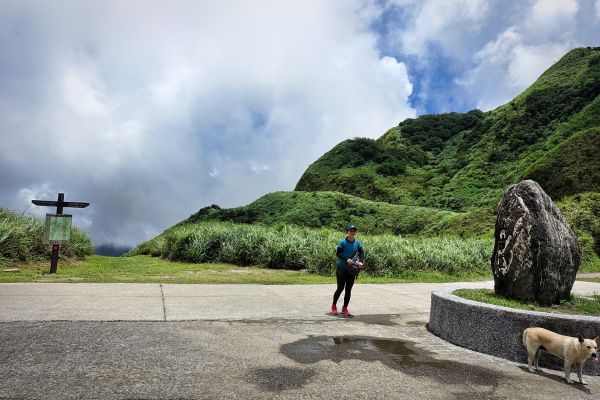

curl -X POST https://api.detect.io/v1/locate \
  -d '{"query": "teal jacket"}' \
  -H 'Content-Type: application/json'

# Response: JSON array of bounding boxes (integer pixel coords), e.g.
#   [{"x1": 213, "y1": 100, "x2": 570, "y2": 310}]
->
[{"x1": 336, "y1": 238, "x2": 364, "y2": 269}]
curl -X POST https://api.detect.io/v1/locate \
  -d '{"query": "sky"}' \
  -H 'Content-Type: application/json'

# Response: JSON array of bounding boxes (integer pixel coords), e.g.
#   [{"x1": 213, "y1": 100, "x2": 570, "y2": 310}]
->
[{"x1": 1, "y1": 0, "x2": 599, "y2": 252}]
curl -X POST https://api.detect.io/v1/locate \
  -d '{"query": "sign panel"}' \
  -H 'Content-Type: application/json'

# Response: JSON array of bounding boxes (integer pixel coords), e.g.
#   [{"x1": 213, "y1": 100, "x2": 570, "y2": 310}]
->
[{"x1": 44, "y1": 214, "x2": 72, "y2": 244}]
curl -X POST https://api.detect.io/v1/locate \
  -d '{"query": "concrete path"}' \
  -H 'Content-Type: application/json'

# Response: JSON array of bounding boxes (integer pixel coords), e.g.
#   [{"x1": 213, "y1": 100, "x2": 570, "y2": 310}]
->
[
  {"x1": 1, "y1": 280, "x2": 599, "y2": 321},
  {"x1": 2, "y1": 280, "x2": 600, "y2": 399}
]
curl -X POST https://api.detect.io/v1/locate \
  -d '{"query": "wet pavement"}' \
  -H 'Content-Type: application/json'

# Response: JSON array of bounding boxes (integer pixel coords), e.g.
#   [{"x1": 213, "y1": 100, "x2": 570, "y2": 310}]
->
[
  {"x1": 1, "y1": 313, "x2": 599, "y2": 399},
  {"x1": 1, "y1": 281, "x2": 600, "y2": 399}
]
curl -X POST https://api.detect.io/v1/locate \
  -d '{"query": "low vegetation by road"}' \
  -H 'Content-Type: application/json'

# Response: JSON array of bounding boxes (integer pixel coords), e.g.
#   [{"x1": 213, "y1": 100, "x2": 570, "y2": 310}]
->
[
  {"x1": 0, "y1": 208, "x2": 93, "y2": 265},
  {"x1": 131, "y1": 221, "x2": 494, "y2": 276},
  {"x1": 0, "y1": 255, "x2": 493, "y2": 284}
]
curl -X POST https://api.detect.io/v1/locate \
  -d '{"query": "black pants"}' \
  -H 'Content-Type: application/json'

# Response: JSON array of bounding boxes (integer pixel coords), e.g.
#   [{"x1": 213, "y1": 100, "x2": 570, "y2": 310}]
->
[{"x1": 333, "y1": 267, "x2": 355, "y2": 308}]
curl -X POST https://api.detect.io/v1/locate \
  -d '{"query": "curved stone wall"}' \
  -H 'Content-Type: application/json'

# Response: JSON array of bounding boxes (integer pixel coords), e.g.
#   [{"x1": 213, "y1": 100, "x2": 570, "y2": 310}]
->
[{"x1": 428, "y1": 286, "x2": 600, "y2": 375}]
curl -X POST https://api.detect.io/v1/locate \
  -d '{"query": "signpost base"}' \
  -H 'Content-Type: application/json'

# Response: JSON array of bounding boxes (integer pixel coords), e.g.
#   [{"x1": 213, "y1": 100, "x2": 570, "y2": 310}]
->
[{"x1": 50, "y1": 244, "x2": 60, "y2": 274}]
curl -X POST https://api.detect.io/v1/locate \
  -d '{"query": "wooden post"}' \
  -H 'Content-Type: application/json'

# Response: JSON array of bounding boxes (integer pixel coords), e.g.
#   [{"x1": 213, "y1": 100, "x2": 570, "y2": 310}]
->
[
  {"x1": 50, "y1": 193, "x2": 64, "y2": 274},
  {"x1": 50, "y1": 244, "x2": 60, "y2": 274},
  {"x1": 31, "y1": 192, "x2": 89, "y2": 274},
  {"x1": 56, "y1": 193, "x2": 64, "y2": 215}
]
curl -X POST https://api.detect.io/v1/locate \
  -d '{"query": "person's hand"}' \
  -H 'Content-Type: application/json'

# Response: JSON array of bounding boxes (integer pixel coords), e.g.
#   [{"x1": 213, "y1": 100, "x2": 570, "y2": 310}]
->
[
  {"x1": 346, "y1": 259, "x2": 353, "y2": 265},
  {"x1": 357, "y1": 261, "x2": 364, "y2": 269}
]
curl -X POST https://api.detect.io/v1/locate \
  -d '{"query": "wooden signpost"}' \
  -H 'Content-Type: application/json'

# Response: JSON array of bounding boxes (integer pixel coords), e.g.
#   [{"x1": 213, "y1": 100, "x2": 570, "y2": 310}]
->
[{"x1": 31, "y1": 193, "x2": 90, "y2": 273}]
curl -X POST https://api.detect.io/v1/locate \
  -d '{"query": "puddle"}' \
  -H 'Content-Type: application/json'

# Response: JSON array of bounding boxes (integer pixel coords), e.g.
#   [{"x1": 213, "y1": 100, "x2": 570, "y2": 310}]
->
[
  {"x1": 246, "y1": 366, "x2": 316, "y2": 392},
  {"x1": 280, "y1": 335, "x2": 501, "y2": 389}
]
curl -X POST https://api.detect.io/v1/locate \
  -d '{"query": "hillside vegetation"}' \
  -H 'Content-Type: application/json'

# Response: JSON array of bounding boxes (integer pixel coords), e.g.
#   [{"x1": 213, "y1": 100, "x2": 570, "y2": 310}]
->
[
  {"x1": 186, "y1": 191, "x2": 472, "y2": 236},
  {"x1": 170, "y1": 192, "x2": 600, "y2": 268},
  {"x1": 130, "y1": 221, "x2": 493, "y2": 278},
  {"x1": 0, "y1": 208, "x2": 93, "y2": 266},
  {"x1": 296, "y1": 48, "x2": 600, "y2": 211}
]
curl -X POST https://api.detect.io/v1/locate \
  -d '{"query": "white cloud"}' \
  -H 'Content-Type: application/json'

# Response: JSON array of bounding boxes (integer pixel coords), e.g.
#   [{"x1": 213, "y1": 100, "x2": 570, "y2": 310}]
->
[
  {"x1": 457, "y1": 27, "x2": 570, "y2": 110},
  {"x1": 17, "y1": 184, "x2": 56, "y2": 218},
  {"x1": 524, "y1": 0, "x2": 579, "y2": 39},
  {"x1": 250, "y1": 162, "x2": 270, "y2": 174},
  {"x1": 378, "y1": 0, "x2": 597, "y2": 112},
  {"x1": 208, "y1": 167, "x2": 219, "y2": 178},
  {"x1": 507, "y1": 43, "x2": 569, "y2": 88},
  {"x1": 395, "y1": 0, "x2": 491, "y2": 60},
  {"x1": 0, "y1": 0, "x2": 416, "y2": 247},
  {"x1": 455, "y1": 0, "x2": 584, "y2": 111}
]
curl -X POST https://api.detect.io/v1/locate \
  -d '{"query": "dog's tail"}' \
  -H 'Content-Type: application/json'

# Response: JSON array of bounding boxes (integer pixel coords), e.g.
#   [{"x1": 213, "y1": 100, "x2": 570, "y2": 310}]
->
[{"x1": 523, "y1": 328, "x2": 529, "y2": 348}]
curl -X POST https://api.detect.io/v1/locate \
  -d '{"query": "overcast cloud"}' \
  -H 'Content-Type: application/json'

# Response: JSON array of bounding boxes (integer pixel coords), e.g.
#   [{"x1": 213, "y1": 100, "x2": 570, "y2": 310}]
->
[{"x1": 0, "y1": 0, "x2": 598, "y2": 250}]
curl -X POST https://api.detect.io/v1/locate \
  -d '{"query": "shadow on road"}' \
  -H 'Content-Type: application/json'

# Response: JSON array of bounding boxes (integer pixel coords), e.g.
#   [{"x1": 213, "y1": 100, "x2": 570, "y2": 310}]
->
[
  {"x1": 324, "y1": 313, "x2": 427, "y2": 327},
  {"x1": 516, "y1": 365, "x2": 591, "y2": 394}
]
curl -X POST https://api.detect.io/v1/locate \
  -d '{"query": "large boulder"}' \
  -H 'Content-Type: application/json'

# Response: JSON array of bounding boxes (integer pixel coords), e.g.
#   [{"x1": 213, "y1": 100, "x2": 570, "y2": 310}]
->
[{"x1": 491, "y1": 180, "x2": 580, "y2": 305}]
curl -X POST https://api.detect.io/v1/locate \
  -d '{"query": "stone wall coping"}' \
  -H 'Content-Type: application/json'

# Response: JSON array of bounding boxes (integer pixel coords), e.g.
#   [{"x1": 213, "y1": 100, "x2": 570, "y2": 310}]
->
[{"x1": 435, "y1": 285, "x2": 600, "y2": 323}]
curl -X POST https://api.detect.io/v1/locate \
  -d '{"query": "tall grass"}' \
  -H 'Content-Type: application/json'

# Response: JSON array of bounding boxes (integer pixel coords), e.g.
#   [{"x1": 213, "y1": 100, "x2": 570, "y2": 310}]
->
[
  {"x1": 0, "y1": 208, "x2": 94, "y2": 264},
  {"x1": 130, "y1": 222, "x2": 493, "y2": 277}
]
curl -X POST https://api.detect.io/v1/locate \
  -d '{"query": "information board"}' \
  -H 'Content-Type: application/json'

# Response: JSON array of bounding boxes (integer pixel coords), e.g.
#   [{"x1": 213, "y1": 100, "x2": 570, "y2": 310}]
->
[{"x1": 44, "y1": 214, "x2": 72, "y2": 244}]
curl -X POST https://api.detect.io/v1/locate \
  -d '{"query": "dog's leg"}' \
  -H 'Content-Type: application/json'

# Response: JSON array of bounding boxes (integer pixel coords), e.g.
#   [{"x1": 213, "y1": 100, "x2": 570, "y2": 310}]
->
[
  {"x1": 577, "y1": 363, "x2": 588, "y2": 385},
  {"x1": 564, "y1": 360, "x2": 573, "y2": 384},
  {"x1": 527, "y1": 348, "x2": 537, "y2": 373},
  {"x1": 534, "y1": 349, "x2": 543, "y2": 372}
]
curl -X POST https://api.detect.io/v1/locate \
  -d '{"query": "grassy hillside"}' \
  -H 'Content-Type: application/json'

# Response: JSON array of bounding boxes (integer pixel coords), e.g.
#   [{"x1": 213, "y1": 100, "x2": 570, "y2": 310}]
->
[
  {"x1": 180, "y1": 190, "x2": 598, "y2": 266},
  {"x1": 186, "y1": 190, "x2": 498, "y2": 237},
  {"x1": 522, "y1": 128, "x2": 600, "y2": 198},
  {"x1": 186, "y1": 191, "x2": 460, "y2": 235},
  {"x1": 0, "y1": 208, "x2": 94, "y2": 266},
  {"x1": 296, "y1": 48, "x2": 600, "y2": 211}
]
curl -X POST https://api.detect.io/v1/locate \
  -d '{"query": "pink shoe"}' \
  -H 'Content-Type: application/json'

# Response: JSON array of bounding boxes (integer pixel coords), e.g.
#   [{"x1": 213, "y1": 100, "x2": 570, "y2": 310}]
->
[
  {"x1": 331, "y1": 305, "x2": 338, "y2": 315},
  {"x1": 341, "y1": 307, "x2": 353, "y2": 317}
]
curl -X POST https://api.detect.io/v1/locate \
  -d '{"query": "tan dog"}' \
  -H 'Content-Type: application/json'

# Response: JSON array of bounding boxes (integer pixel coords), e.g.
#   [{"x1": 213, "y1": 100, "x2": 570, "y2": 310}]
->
[{"x1": 523, "y1": 327, "x2": 598, "y2": 384}]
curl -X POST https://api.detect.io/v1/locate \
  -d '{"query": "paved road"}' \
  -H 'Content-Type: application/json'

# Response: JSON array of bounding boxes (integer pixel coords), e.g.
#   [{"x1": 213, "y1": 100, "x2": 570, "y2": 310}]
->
[{"x1": 1, "y1": 281, "x2": 600, "y2": 399}]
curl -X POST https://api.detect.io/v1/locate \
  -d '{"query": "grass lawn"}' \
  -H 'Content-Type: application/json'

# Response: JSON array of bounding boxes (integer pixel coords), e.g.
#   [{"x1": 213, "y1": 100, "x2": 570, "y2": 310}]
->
[
  {"x1": 454, "y1": 288, "x2": 600, "y2": 316},
  {"x1": 579, "y1": 259, "x2": 600, "y2": 273},
  {"x1": 0, "y1": 255, "x2": 491, "y2": 284}
]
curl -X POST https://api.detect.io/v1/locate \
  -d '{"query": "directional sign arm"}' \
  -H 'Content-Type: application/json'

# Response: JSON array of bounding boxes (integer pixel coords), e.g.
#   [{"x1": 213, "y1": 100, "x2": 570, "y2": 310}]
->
[
  {"x1": 63, "y1": 202, "x2": 90, "y2": 208},
  {"x1": 32, "y1": 200, "x2": 59, "y2": 206},
  {"x1": 32, "y1": 200, "x2": 89, "y2": 208}
]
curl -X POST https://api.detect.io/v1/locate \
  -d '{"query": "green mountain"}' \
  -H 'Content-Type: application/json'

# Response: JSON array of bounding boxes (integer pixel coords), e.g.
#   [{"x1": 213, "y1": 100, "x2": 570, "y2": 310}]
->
[
  {"x1": 296, "y1": 48, "x2": 600, "y2": 210},
  {"x1": 188, "y1": 191, "x2": 460, "y2": 235},
  {"x1": 186, "y1": 190, "x2": 502, "y2": 237},
  {"x1": 159, "y1": 48, "x2": 599, "y2": 266}
]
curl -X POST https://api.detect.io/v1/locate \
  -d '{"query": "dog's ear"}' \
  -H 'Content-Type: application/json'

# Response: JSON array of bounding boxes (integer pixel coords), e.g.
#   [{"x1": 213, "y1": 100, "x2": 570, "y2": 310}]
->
[
  {"x1": 594, "y1": 336, "x2": 599, "y2": 343},
  {"x1": 577, "y1": 333, "x2": 584, "y2": 343}
]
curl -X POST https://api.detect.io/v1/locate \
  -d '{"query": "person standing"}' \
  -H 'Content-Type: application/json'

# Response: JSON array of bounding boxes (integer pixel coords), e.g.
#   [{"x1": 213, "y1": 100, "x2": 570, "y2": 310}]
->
[{"x1": 331, "y1": 225, "x2": 364, "y2": 317}]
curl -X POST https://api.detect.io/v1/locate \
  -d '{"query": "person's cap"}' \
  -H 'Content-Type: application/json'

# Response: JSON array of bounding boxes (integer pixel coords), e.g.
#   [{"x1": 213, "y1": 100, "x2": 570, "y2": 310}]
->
[{"x1": 347, "y1": 225, "x2": 357, "y2": 231}]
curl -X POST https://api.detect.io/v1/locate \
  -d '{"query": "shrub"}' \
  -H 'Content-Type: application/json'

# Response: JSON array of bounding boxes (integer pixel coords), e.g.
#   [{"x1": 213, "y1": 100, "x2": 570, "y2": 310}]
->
[
  {"x1": 0, "y1": 208, "x2": 93, "y2": 263},
  {"x1": 130, "y1": 221, "x2": 493, "y2": 277}
]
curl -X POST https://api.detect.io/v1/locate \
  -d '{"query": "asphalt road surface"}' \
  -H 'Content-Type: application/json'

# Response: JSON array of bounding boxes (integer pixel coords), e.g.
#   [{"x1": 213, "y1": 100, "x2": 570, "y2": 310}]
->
[{"x1": 1, "y1": 282, "x2": 599, "y2": 399}]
